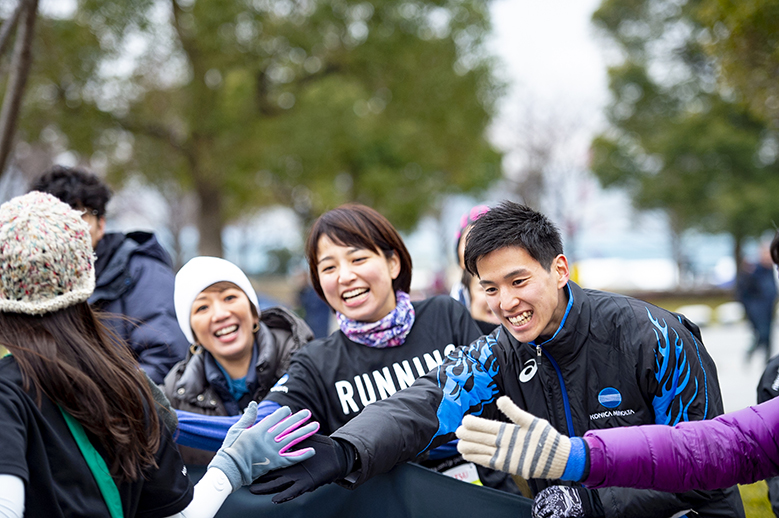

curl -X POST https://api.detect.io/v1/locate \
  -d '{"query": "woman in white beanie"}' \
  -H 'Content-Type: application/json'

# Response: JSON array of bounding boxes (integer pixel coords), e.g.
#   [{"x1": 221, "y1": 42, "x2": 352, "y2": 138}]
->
[
  {"x1": 164, "y1": 256, "x2": 313, "y2": 465},
  {"x1": 0, "y1": 192, "x2": 318, "y2": 518}
]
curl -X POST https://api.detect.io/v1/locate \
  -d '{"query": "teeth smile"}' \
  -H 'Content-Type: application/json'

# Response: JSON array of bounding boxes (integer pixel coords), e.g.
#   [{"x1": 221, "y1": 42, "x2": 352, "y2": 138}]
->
[
  {"x1": 343, "y1": 288, "x2": 368, "y2": 300},
  {"x1": 508, "y1": 311, "x2": 532, "y2": 327},
  {"x1": 215, "y1": 325, "x2": 238, "y2": 337}
]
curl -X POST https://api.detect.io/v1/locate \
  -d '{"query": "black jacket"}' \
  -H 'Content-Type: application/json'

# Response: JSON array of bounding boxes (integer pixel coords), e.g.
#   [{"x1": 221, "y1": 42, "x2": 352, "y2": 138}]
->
[
  {"x1": 333, "y1": 282, "x2": 745, "y2": 517},
  {"x1": 90, "y1": 232, "x2": 189, "y2": 384},
  {"x1": 0, "y1": 357, "x2": 193, "y2": 517}
]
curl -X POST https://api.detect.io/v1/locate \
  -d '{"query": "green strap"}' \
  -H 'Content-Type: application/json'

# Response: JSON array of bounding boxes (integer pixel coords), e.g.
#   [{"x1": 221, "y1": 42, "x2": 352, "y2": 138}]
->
[{"x1": 58, "y1": 406, "x2": 124, "y2": 518}]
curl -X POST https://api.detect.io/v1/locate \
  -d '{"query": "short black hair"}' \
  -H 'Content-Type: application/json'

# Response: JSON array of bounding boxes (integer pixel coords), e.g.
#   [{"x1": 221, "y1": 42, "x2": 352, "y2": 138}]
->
[
  {"x1": 464, "y1": 201, "x2": 563, "y2": 277},
  {"x1": 771, "y1": 230, "x2": 779, "y2": 266},
  {"x1": 305, "y1": 204, "x2": 413, "y2": 303},
  {"x1": 31, "y1": 166, "x2": 112, "y2": 217}
]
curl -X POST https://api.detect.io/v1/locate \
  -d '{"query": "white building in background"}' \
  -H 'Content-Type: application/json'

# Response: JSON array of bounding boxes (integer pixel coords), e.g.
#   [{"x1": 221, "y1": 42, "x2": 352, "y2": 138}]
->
[{"x1": 574, "y1": 258, "x2": 679, "y2": 292}]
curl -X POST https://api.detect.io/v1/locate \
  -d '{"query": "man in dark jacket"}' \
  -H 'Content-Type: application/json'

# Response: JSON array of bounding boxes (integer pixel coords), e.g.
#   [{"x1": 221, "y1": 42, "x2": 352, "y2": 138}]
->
[
  {"x1": 252, "y1": 201, "x2": 745, "y2": 518},
  {"x1": 738, "y1": 245, "x2": 778, "y2": 364},
  {"x1": 31, "y1": 166, "x2": 188, "y2": 384}
]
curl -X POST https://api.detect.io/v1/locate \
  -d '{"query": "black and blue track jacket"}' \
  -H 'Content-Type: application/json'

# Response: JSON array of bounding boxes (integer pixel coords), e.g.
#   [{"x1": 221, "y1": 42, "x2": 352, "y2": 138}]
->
[{"x1": 333, "y1": 282, "x2": 745, "y2": 518}]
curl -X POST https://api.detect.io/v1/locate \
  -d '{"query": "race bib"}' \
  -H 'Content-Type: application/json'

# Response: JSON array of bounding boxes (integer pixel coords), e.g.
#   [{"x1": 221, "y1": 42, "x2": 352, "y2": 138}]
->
[{"x1": 442, "y1": 462, "x2": 482, "y2": 485}]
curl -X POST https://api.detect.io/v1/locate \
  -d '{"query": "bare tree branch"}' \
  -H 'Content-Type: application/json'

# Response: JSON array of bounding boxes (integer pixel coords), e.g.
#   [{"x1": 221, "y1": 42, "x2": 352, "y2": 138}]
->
[
  {"x1": 0, "y1": 0, "x2": 37, "y2": 180},
  {"x1": 0, "y1": 0, "x2": 25, "y2": 60}
]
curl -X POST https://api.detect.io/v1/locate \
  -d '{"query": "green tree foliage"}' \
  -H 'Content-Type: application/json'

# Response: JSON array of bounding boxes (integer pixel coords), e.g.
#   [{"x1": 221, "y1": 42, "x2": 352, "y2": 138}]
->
[
  {"x1": 590, "y1": 0, "x2": 779, "y2": 267},
  {"x1": 11, "y1": 0, "x2": 502, "y2": 255},
  {"x1": 694, "y1": 0, "x2": 779, "y2": 124}
]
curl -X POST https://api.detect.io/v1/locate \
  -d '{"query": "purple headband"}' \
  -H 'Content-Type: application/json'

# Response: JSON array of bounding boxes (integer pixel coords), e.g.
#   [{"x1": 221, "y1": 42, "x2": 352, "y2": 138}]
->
[{"x1": 454, "y1": 204, "x2": 490, "y2": 260}]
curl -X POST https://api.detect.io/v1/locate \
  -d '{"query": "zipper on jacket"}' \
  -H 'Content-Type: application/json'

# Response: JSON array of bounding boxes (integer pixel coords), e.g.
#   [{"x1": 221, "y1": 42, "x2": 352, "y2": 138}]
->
[
  {"x1": 533, "y1": 344, "x2": 575, "y2": 437},
  {"x1": 527, "y1": 284, "x2": 576, "y2": 436}
]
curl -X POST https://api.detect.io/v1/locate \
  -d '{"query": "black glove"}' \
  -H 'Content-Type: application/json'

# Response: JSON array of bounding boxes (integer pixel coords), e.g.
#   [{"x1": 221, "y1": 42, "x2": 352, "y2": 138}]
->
[
  {"x1": 532, "y1": 486, "x2": 605, "y2": 518},
  {"x1": 249, "y1": 434, "x2": 356, "y2": 503}
]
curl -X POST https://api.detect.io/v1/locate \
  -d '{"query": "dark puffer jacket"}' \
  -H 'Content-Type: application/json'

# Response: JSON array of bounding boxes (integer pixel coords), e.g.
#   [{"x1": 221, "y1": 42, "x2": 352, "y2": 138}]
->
[
  {"x1": 164, "y1": 306, "x2": 313, "y2": 464},
  {"x1": 90, "y1": 231, "x2": 189, "y2": 384}
]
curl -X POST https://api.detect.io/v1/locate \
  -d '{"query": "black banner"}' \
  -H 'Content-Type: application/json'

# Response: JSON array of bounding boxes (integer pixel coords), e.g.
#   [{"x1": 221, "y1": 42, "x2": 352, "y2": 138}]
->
[{"x1": 188, "y1": 463, "x2": 532, "y2": 518}]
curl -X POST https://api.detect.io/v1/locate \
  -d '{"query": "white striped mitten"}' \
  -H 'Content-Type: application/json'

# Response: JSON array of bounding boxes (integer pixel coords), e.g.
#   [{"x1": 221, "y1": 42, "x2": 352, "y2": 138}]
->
[{"x1": 456, "y1": 396, "x2": 570, "y2": 480}]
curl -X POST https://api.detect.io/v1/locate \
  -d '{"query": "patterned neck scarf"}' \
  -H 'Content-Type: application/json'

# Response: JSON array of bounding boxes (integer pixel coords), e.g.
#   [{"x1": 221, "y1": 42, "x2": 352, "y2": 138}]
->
[{"x1": 337, "y1": 291, "x2": 415, "y2": 348}]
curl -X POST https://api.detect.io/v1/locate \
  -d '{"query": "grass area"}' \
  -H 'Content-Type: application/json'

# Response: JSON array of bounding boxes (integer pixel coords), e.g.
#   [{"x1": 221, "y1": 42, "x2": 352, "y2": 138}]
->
[{"x1": 740, "y1": 481, "x2": 775, "y2": 518}]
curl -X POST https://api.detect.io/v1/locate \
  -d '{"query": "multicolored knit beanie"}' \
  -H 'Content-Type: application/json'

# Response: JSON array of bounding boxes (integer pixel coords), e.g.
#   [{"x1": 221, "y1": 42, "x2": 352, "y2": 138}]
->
[{"x1": 0, "y1": 191, "x2": 95, "y2": 315}]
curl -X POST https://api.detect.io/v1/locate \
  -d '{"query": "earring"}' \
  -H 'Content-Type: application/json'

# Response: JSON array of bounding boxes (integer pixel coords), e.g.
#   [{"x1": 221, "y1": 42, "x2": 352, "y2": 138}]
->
[
  {"x1": 189, "y1": 343, "x2": 202, "y2": 355},
  {"x1": 252, "y1": 322, "x2": 260, "y2": 333}
]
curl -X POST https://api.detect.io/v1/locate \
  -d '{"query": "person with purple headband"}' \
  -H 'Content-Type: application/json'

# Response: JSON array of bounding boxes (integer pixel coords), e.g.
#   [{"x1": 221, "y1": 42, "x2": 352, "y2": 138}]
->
[
  {"x1": 451, "y1": 204, "x2": 500, "y2": 334},
  {"x1": 452, "y1": 204, "x2": 491, "y2": 306}
]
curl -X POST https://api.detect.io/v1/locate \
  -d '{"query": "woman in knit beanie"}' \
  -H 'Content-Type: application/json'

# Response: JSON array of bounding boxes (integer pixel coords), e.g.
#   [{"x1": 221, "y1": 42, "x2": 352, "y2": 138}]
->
[{"x1": 0, "y1": 192, "x2": 317, "y2": 517}]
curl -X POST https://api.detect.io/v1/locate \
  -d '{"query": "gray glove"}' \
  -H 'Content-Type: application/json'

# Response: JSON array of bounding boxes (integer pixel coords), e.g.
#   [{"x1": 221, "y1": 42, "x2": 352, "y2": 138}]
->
[{"x1": 208, "y1": 402, "x2": 319, "y2": 492}]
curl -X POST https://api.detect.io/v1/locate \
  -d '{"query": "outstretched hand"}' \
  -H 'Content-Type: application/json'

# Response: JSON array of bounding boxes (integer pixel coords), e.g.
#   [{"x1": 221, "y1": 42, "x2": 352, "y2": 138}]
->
[
  {"x1": 250, "y1": 434, "x2": 356, "y2": 503},
  {"x1": 207, "y1": 402, "x2": 319, "y2": 492},
  {"x1": 456, "y1": 396, "x2": 571, "y2": 480}
]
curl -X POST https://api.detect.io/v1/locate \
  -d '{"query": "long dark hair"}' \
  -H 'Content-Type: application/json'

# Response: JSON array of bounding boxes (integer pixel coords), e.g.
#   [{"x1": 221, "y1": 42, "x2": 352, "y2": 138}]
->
[
  {"x1": 305, "y1": 204, "x2": 413, "y2": 304},
  {"x1": 0, "y1": 302, "x2": 161, "y2": 482}
]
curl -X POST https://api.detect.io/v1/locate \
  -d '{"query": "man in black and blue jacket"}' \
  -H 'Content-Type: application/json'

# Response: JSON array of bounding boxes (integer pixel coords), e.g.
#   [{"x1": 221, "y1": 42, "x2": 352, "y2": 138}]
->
[{"x1": 252, "y1": 201, "x2": 745, "y2": 518}]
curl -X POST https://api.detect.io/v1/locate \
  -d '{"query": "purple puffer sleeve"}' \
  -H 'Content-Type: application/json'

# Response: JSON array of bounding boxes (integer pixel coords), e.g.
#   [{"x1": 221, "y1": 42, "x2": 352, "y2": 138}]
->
[{"x1": 583, "y1": 396, "x2": 779, "y2": 492}]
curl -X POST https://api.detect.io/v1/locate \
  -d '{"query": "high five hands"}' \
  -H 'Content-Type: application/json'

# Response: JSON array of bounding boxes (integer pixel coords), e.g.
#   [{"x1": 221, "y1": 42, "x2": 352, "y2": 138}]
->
[
  {"x1": 456, "y1": 395, "x2": 572, "y2": 480},
  {"x1": 456, "y1": 397, "x2": 603, "y2": 518},
  {"x1": 208, "y1": 402, "x2": 320, "y2": 492}
]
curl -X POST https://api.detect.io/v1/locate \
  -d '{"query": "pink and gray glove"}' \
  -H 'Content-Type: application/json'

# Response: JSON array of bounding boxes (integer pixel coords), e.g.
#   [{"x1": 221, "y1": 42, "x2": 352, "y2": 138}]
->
[{"x1": 208, "y1": 402, "x2": 319, "y2": 492}]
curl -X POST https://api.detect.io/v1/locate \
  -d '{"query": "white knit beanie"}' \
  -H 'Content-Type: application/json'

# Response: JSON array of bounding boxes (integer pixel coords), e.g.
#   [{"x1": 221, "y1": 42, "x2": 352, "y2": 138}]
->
[
  {"x1": 174, "y1": 256, "x2": 260, "y2": 344},
  {"x1": 0, "y1": 191, "x2": 95, "y2": 315}
]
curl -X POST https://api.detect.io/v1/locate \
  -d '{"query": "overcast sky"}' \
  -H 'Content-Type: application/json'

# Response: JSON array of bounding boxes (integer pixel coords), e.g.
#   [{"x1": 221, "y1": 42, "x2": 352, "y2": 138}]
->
[
  {"x1": 490, "y1": 0, "x2": 607, "y2": 104},
  {"x1": 487, "y1": 0, "x2": 610, "y2": 156}
]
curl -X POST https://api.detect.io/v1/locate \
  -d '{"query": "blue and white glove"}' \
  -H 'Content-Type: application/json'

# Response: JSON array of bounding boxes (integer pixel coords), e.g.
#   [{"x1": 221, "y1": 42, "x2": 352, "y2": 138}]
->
[{"x1": 208, "y1": 402, "x2": 319, "y2": 492}]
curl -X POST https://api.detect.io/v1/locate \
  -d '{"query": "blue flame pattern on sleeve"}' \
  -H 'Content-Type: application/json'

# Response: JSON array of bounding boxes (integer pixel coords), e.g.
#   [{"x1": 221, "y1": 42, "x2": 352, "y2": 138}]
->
[
  {"x1": 647, "y1": 308, "x2": 701, "y2": 425},
  {"x1": 418, "y1": 330, "x2": 502, "y2": 454}
]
